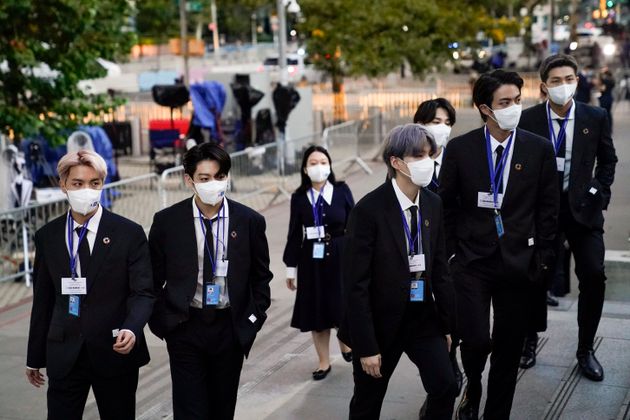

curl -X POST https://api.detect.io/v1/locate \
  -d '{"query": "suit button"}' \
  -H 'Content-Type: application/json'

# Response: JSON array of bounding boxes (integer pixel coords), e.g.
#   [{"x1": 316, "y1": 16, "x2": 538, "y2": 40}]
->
[
  {"x1": 323, "y1": 213, "x2": 326, "y2": 217},
  {"x1": 326, "y1": 253, "x2": 330, "y2": 256}
]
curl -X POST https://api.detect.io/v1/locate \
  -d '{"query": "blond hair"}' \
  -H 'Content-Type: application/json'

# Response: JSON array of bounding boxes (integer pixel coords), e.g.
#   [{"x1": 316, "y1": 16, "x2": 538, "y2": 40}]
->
[{"x1": 57, "y1": 150, "x2": 107, "y2": 182}]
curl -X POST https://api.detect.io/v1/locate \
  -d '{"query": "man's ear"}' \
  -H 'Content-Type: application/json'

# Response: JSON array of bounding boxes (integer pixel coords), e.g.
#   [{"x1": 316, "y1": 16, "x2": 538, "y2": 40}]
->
[{"x1": 184, "y1": 174, "x2": 194, "y2": 189}]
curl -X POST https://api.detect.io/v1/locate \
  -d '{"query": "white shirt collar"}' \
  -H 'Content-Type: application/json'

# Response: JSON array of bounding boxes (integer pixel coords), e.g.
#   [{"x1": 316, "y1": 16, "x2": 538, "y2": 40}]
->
[
  {"x1": 192, "y1": 197, "x2": 230, "y2": 220},
  {"x1": 485, "y1": 126, "x2": 515, "y2": 153},
  {"x1": 391, "y1": 178, "x2": 419, "y2": 211},
  {"x1": 69, "y1": 204, "x2": 103, "y2": 234},
  {"x1": 307, "y1": 181, "x2": 333, "y2": 205},
  {"x1": 433, "y1": 146, "x2": 445, "y2": 167},
  {"x1": 547, "y1": 99, "x2": 576, "y2": 121}
]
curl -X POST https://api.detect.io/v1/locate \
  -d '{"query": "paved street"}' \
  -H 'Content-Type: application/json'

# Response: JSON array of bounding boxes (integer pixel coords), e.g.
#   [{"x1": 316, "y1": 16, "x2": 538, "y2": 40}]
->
[{"x1": 1, "y1": 102, "x2": 629, "y2": 419}]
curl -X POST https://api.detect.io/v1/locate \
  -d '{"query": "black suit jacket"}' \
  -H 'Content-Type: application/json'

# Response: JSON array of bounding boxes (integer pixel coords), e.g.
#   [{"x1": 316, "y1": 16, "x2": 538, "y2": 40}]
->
[
  {"x1": 148, "y1": 197, "x2": 272, "y2": 357},
  {"x1": 519, "y1": 101, "x2": 617, "y2": 230},
  {"x1": 338, "y1": 182, "x2": 455, "y2": 358},
  {"x1": 26, "y1": 209, "x2": 154, "y2": 379},
  {"x1": 438, "y1": 127, "x2": 559, "y2": 281}
]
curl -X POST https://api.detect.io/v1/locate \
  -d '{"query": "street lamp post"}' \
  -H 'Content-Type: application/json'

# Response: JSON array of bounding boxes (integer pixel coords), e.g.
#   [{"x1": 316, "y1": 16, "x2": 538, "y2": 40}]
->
[{"x1": 276, "y1": 0, "x2": 300, "y2": 85}]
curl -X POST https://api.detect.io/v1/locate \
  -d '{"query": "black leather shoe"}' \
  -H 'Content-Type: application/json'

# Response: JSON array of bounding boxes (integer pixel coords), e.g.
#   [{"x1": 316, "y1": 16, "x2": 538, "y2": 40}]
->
[
  {"x1": 451, "y1": 356, "x2": 463, "y2": 396},
  {"x1": 520, "y1": 334, "x2": 538, "y2": 369},
  {"x1": 456, "y1": 386, "x2": 480, "y2": 420},
  {"x1": 342, "y1": 352, "x2": 353, "y2": 363},
  {"x1": 312, "y1": 365, "x2": 331, "y2": 380},
  {"x1": 546, "y1": 292, "x2": 559, "y2": 307},
  {"x1": 577, "y1": 351, "x2": 604, "y2": 381}
]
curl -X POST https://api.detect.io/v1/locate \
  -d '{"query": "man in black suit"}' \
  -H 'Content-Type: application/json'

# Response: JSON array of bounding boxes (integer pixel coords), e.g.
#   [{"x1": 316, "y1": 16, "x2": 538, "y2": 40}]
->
[
  {"x1": 26, "y1": 150, "x2": 155, "y2": 420},
  {"x1": 519, "y1": 54, "x2": 617, "y2": 381},
  {"x1": 339, "y1": 123, "x2": 457, "y2": 420},
  {"x1": 439, "y1": 70, "x2": 559, "y2": 420},
  {"x1": 149, "y1": 142, "x2": 272, "y2": 420}
]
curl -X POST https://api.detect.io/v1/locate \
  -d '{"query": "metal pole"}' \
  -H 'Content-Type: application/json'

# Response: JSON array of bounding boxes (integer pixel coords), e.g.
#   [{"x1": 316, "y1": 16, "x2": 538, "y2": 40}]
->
[
  {"x1": 21, "y1": 218, "x2": 31, "y2": 287},
  {"x1": 277, "y1": 0, "x2": 288, "y2": 85},
  {"x1": 548, "y1": 0, "x2": 554, "y2": 55},
  {"x1": 178, "y1": 0, "x2": 189, "y2": 86},
  {"x1": 211, "y1": 0, "x2": 220, "y2": 59},
  {"x1": 251, "y1": 13, "x2": 257, "y2": 46}
]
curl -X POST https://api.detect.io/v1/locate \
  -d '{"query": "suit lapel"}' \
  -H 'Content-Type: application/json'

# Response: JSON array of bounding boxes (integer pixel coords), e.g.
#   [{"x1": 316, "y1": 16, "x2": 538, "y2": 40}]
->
[
  {"x1": 503, "y1": 130, "x2": 530, "y2": 206},
  {"x1": 49, "y1": 215, "x2": 71, "y2": 277},
  {"x1": 86, "y1": 209, "x2": 116, "y2": 293},
  {"x1": 571, "y1": 103, "x2": 588, "y2": 184},
  {"x1": 226, "y1": 199, "x2": 244, "y2": 286},
  {"x1": 419, "y1": 189, "x2": 431, "y2": 273},
  {"x1": 384, "y1": 182, "x2": 409, "y2": 267},
  {"x1": 182, "y1": 198, "x2": 200, "y2": 275}
]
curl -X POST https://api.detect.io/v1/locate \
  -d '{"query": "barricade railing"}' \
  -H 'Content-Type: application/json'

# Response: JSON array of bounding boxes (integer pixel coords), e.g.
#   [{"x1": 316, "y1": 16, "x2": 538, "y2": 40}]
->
[
  {"x1": 0, "y1": 173, "x2": 161, "y2": 285},
  {"x1": 1, "y1": 117, "x2": 385, "y2": 284}
]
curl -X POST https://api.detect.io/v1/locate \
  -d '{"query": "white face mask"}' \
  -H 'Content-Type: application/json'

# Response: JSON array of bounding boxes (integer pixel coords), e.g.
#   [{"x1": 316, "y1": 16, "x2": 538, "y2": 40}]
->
[
  {"x1": 195, "y1": 179, "x2": 228, "y2": 206},
  {"x1": 488, "y1": 104, "x2": 522, "y2": 131},
  {"x1": 424, "y1": 124, "x2": 452, "y2": 148},
  {"x1": 306, "y1": 164, "x2": 331, "y2": 183},
  {"x1": 66, "y1": 188, "x2": 102, "y2": 215},
  {"x1": 546, "y1": 83, "x2": 577, "y2": 106},
  {"x1": 400, "y1": 157, "x2": 434, "y2": 187}
]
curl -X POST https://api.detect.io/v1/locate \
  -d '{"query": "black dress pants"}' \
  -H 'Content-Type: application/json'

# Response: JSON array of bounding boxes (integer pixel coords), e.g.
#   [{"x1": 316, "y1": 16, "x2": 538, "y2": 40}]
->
[
  {"x1": 560, "y1": 202, "x2": 606, "y2": 352},
  {"x1": 47, "y1": 344, "x2": 139, "y2": 420},
  {"x1": 454, "y1": 250, "x2": 529, "y2": 420},
  {"x1": 166, "y1": 308, "x2": 245, "y2": 420},
  {"x1": 349, "y1": 305, "x2": 457, "y2": 420}
]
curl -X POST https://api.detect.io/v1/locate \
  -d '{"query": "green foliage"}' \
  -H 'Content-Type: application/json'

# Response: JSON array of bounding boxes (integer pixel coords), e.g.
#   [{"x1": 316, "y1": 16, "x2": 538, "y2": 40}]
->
[
  {"x1": 298, "y1": 0, "x2": 483, "y2": 87},
  {"x1": 0, "y1": 0, "x2": 134, "y2": 146},
  {"x1": 136, "y1": 0, "x2": 179, "y2": 43}
]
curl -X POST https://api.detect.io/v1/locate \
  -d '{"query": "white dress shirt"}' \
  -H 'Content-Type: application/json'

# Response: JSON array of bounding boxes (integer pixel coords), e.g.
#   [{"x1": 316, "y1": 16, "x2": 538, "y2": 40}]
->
[
  {"x1": 286, "y1": 182, "x2": 334, "y2": 279},
  {"x1": 391, "y1": 178, "x2": 421, "y2": 255},
  {"x1": 547, "y1": 99, "x2": 575, "y2": 192},
  {"x1": 65, "y1": 205, "x2": 103, "y2": 277},
  {"x1": 486, "y1": 126, "x2": 516, "y2": 195},
  {"x1": 191, "y1": 198, "x2": 230, "y2": 309}
]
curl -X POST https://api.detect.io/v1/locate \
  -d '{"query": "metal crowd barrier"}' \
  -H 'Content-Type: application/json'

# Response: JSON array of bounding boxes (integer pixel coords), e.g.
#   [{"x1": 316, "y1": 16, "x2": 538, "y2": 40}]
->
[{"x1": 1, "y1": 118, "x2": 382, "y2": 284}]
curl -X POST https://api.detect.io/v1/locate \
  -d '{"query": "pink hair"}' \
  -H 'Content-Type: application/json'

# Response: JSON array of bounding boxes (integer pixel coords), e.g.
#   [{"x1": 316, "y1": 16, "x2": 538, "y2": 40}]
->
[{"x1": 57, "y1": 150, "x2": 108, "y2": 182}]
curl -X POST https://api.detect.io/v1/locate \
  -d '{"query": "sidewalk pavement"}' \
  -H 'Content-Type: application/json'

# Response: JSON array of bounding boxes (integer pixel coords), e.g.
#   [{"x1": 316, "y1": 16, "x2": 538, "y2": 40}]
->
[{"x1": 1, "y1": 103, "x2": 629, "y2": 419}]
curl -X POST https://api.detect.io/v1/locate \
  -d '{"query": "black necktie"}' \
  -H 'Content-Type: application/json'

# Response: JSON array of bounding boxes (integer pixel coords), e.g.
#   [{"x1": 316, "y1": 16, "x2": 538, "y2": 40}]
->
[
  {"x1": 202, "y1": 218, "x2": 214, "y2": 283},
  {"x1": 75, "y1": 227, "x2": 91, "y2": 277},
  {"x1": 409, "y1": 205, "x2": 419, "y2": 255},
  {"x1": 432, "y1": 161, "x2": 439, "y2": 185},
  {"x1": 555, "y1": 119, "x2": 567, "y2": 159},
  {"x1": 495, "y1": 145, "x2": 505, "y2": 194}
]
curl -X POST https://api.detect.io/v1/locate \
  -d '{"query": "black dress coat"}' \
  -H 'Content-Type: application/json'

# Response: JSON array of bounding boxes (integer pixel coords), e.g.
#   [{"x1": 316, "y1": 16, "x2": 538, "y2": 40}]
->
[{"x1": 283, "y1": 182, "x2": 354, "y2": 332}]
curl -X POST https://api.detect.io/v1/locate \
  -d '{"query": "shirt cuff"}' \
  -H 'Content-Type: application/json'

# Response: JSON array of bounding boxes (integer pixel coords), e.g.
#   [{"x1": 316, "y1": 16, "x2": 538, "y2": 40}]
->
[
  {"x1": 26, "y1": 366, "x2": 39, "y2": 370},
  {"x1": 286, "y1": 267, "x2": 297, "y2": 279}
]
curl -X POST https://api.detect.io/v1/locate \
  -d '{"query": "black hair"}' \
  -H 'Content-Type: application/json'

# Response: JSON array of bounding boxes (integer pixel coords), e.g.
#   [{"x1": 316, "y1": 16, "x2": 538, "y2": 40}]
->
[
  {"x1": 472, "y1": 70, "x2": 524, "y2": 121},
  {"x1": 413, "y1": 98, "x2": 457, "y2": 126},
  {"x1": 539, "y1": 54, "x2": 578, "y2": 82},
  {"x1": 296, "y1": 145, "x2": 337, "y2": 193},
  {"x1": 183, "y1": 142, "x2": 231, "y2": 178},
  {"x1": 382, "y1": 124, "x2": 437, "y2": 178}
]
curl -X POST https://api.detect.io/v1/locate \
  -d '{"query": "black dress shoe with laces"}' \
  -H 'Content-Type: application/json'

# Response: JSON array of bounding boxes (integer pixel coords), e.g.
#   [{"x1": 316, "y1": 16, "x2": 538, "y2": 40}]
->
[
  {"x1": 456, "y1": 385, "x2": 480, "y2": 420},
  {"x1": 520, "y1": 333, "x2": 538, "y2": 369},
  {"x1": 577, "y1": 350, "x2": 604, "y2": 381}
]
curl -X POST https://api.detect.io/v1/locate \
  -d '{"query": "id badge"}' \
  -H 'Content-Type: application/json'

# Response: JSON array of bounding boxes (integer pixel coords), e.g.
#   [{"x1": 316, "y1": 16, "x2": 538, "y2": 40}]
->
[
  {"x1": 61, "y1": 277, "x2": 87, "y2": 295},
  {"x1": 410, "y1": 279, "x2": 425, "y2": 302},
  {"x1": 306, "y1": 226, "x2": 325, "y2": 240},
  {"x1": 216, "y1": 260, "x2": 229, "y2": 277},
  {"x1": 312, "y1": 242, "x2": 325, "y2": 259},
  {"x1": 477, "y1": 192, "x2": 503, "y2": 209},
  {"x1": 556, "y1": 157, "x2": 565, "y2": 172},
  {"x1": 68, "y1": 295, "x2": 80, "y2": 317},
  {"x1": 408, "y1": 254, "x2": 426, "y2": 273},
  {"x1": 494, "y1": 213, "x2": 505, "y2": 238},
  {"x1": 204, "y1": 283, "x2": 220, "y2": 306}
]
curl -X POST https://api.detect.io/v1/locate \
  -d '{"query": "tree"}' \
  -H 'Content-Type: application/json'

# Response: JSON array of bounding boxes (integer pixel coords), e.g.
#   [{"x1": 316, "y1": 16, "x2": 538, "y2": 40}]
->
[
  {"x1": 0, "y1": 0, "x2": 135, "y2": 146},
  {"x1": 135, "y1": 0, "x2": 179, "y2": 45},
  {"x1": 298, "y1": 0, "x2": 484, "y2": 93}
]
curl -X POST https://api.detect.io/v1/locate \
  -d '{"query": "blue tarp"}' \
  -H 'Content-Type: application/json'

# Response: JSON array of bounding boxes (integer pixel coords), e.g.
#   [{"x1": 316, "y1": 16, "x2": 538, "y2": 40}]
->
[{"x1": 189, "y1": 81, "x2": 226, "y2": 140}]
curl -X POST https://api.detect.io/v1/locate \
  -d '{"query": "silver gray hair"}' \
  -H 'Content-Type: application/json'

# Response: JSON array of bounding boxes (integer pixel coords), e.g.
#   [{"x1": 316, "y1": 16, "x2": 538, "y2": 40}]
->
[{"x1": 382, "y1": 123, "x2": 437, "y2": 178}]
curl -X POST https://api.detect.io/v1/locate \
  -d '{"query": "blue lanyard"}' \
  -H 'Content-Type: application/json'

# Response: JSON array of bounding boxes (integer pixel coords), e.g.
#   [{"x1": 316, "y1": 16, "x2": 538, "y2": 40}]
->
[
  {"x1": 546, "y1": 101, "x2": 572, "y2": 156},
  {"x1": 197, "y1": 203, "x2": 226, "y2": 278},
  {"x1": 67, "y1": 212, "x2": 92, "y2": 278},
  {"x1": 309, "y1": 184, "x2": 326, "y2": 228},
  {"x1": 484, "y1": 127, "x2": 514, "y2": 209},
  {"x1": 399, "y1": 205, "x2": 423, "y2": 255}
]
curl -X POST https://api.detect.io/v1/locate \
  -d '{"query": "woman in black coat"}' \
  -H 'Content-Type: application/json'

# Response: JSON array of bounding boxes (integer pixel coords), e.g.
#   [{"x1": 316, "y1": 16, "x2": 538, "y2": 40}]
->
[{"x1": 283, "y1": 145, "x2": 355, "y2": 380}]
